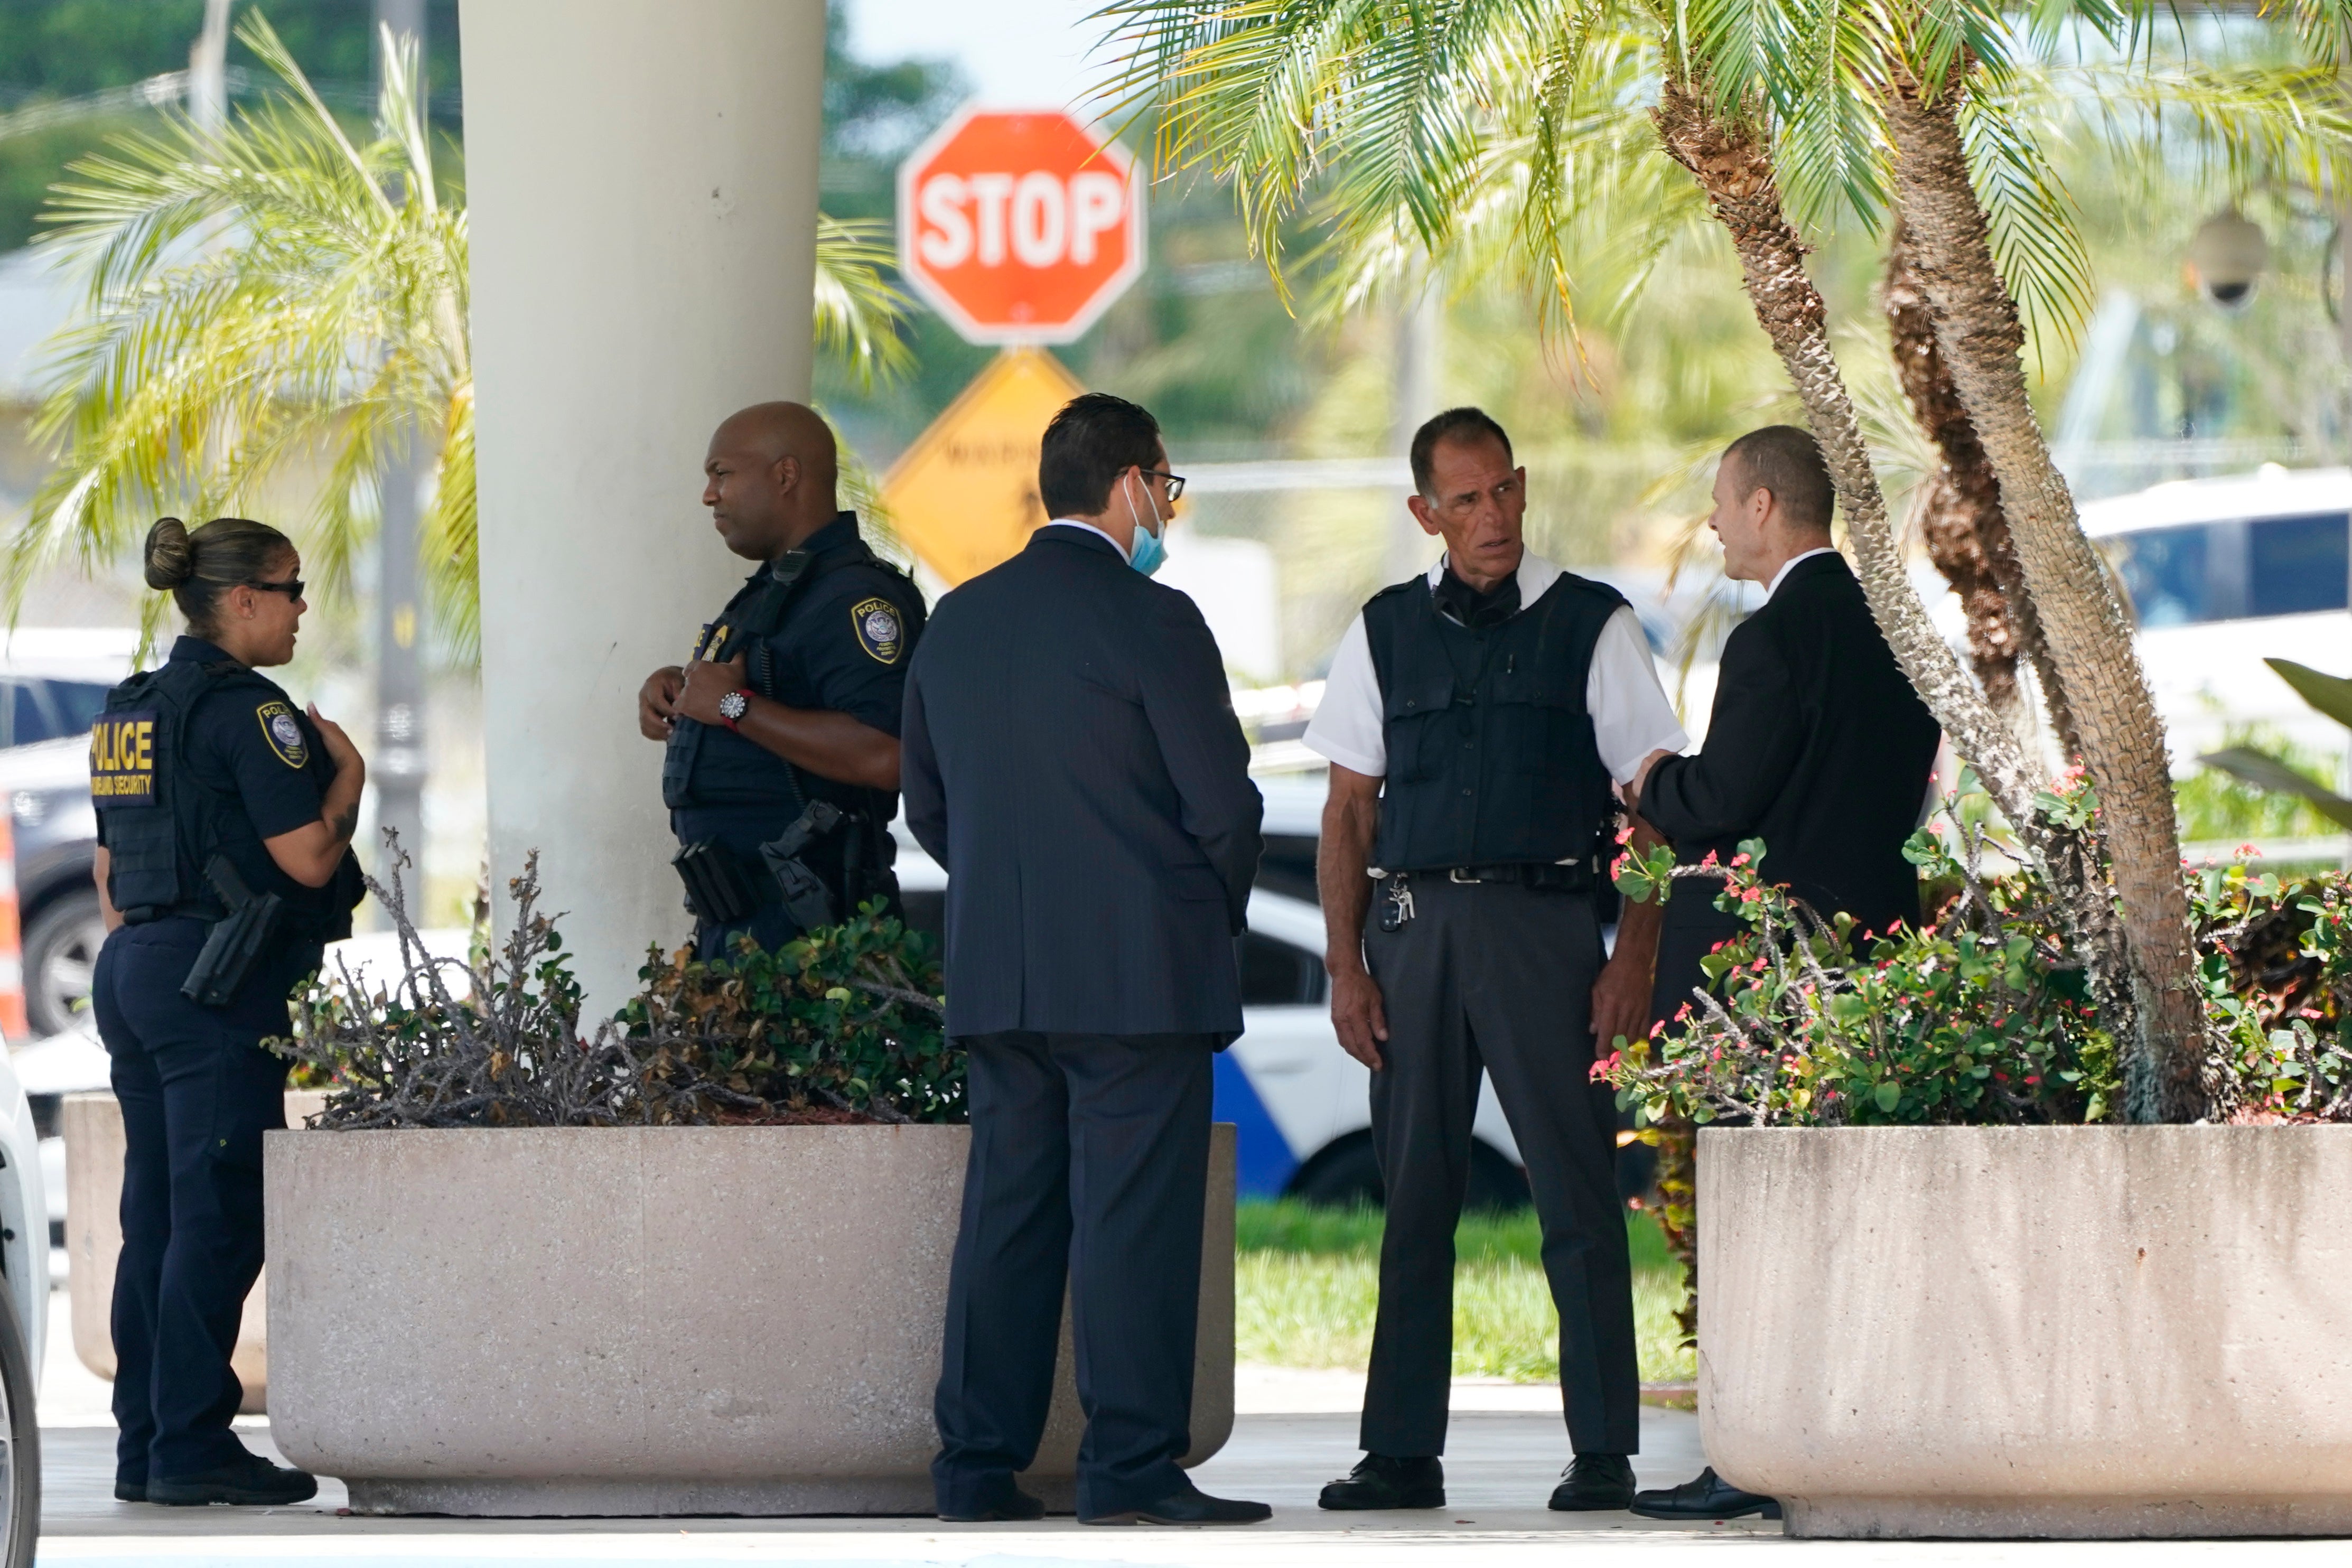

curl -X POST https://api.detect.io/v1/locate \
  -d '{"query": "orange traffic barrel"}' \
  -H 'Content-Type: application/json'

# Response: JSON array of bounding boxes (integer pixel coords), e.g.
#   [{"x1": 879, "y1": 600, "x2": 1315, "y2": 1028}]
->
[{"x1": 0, "y1": 810, "x2": 25, "y2": 1042}]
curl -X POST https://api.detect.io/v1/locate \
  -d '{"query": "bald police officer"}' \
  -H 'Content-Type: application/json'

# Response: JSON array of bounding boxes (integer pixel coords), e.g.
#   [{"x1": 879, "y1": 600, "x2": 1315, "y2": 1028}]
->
[
  {"x1": 639, "y1": 402, "x2": 925, "y2": 956},
  {"x1": 1304, "y1": 407, "x2": 1685, "y2": 1514}
]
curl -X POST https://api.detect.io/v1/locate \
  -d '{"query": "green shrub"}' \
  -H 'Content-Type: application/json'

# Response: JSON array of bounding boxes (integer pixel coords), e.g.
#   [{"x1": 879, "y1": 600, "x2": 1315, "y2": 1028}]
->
[
  {"x1": 617, "y1": 904, "x2": 959, "y2": 1124},
  {"x1": 1604, "y1": 788, "x2": 2352, "y2": 1131},
  {"x1": 279, "y1": 848, "x2": 956, "y2": 1127}
]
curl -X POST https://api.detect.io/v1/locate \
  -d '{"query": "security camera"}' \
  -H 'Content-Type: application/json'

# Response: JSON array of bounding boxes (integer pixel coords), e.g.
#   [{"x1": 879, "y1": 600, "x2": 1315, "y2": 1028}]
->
[{"x1": 2187, "y1": 210, "x2": 2269, "y2": 308}]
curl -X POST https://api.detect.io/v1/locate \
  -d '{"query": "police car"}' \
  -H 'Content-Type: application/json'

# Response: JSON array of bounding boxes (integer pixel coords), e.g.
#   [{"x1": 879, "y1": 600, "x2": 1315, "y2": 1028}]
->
[
  {"x1": 893, "y1": 777, "x2": 1535, "y2": 1209},
  {"x1": 0, "y1": 631, "x2": 141, "y2": 1040}
]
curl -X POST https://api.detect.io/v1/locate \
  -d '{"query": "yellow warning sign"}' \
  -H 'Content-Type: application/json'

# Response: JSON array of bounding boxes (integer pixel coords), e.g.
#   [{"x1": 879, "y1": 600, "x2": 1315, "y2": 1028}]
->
[{"x1": 879, "y1": 347, "x2": 1088, "y2": 586}]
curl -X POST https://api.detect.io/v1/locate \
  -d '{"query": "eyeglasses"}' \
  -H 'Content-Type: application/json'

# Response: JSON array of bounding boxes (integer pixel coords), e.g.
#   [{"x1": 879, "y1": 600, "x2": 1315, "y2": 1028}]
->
[{"x1": 1143, "y1": 469, "x2": 1187, "y2": 503}]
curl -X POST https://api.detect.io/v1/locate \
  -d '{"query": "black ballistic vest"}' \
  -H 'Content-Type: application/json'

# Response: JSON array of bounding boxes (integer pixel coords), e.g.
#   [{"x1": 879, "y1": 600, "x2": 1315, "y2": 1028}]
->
[
  {"x1": 92, "y1": 658, "x2": 361, "y2": 939},
  {"x1": 1365, "y1": 570, "x2": 1625, "y2": 872},
  {"x1": 659, "y1": 535, "x2": 922, "y2": 816}
]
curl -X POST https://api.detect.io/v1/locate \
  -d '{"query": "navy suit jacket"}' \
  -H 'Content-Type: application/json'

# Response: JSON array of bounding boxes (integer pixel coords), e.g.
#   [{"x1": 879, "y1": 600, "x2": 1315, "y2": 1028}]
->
[{"x1": 902, "y1": 525, "x2": 1264, "y2": 1040}]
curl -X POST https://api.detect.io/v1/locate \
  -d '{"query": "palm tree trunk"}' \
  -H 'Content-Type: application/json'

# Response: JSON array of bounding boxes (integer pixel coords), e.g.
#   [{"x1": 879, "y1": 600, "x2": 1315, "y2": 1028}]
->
[
  {"x1": 1881, "y1": 74, "x2": 2206, "y2": 1124},
  {"x1": 1650, "y1": 79, "x2": 2134, "y2": 1041},
  {"x1": 1882, "y1": 219, "x2": 2082, "y2": 757}
]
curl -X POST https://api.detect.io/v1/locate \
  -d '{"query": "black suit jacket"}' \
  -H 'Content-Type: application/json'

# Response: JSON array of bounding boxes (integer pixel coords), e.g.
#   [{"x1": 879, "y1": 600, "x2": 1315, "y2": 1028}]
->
[
  {"x1": 902, "y1": 526, "x2": 1264, "y2": 1040},
  {"x1": 1638, "y1": 552, "x2": 1941, "y2": 939}
]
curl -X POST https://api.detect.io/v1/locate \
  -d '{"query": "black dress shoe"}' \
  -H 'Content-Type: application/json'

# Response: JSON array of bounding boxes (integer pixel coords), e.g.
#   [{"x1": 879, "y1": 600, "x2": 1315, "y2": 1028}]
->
[
  {"x1": 1630, "y1": 1466, "x2": 1781, "y2": 1520},
  {"x1": 1319, "y1": 1453, "x2": 1445, "y2": 1510},
  {"x1": 113, "y1": 1479, "x2": 145, "y2": 1504},
  {"x1": 147, "y1": 1451, "x2": 318, "y2": 1507},
  {"x1": 937, "y1": 1483, "x2": 1047, "y2": 1522},
  {"x1": 1548, "y1": 1452, "x2": 1636, "y2": 1510},
  {"x1": 1081, "y1": 1479, "x2": 1273, "y2": 1526}
]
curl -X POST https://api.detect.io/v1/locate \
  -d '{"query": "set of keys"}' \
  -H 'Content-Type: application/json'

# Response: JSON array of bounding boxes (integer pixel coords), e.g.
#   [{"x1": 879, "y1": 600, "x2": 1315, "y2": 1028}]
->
[{"x1": 1378, "y1": 872, "x2": 1416, "y2": 932}]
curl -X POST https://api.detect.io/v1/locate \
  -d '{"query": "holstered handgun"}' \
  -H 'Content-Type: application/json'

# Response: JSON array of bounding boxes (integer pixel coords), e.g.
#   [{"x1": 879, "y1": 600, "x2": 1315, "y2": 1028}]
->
[
  {"x1": 759, "y1": 800, "x2": 845, "y2": 934},
  {"x1": 672, "y1": 840, "x2": 760, "y2": 925},
  {"x1": 181, "y1": 855, "x2": 286, "y2": 1007}
]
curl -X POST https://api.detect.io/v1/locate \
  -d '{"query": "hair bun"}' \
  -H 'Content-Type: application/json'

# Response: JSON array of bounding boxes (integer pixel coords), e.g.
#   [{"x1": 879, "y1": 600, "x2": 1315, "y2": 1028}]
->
[{"x1": 142, "y1": 517, "x2": 194, "y2": 591}]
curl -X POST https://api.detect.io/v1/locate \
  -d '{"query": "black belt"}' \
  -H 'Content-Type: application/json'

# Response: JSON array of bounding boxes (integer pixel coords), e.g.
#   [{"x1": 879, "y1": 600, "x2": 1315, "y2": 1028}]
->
[{"x1": 1429, "y1": 862, "x2": 1593, "y2": 891}]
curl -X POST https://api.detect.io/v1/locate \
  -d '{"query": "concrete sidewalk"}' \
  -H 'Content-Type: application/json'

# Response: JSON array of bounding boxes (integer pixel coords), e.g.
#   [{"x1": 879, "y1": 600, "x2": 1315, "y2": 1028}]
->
[{"x1": 29, "y1": 1286, "x2": 2351, "y2": 1564}]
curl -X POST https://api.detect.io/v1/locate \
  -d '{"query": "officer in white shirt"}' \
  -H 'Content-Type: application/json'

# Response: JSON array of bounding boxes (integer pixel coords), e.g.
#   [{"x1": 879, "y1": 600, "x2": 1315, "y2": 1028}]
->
[{"x1": 1303, "y1": 408, "x2": 1686, "y2": 1515}]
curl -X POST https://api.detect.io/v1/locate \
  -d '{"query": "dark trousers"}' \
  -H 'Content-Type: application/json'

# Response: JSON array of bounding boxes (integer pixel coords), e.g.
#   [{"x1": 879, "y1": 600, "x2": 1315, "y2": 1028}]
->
[
  {"x1": 92, "y1": 920, "x2": 292, "y2": 1482},
  {"x1": 1650, "y1": 893, "x2": 1743, "y2": 1033},
  {"x1": 932, "y1": 1031, "x2": 1214, "y2": 1518},
  {"x1": 1361, "y1": 879, "x2": 1639, "y2": 1458}
]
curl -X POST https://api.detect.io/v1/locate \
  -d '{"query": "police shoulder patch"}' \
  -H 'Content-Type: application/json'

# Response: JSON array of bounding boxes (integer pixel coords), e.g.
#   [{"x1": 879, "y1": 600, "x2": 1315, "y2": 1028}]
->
[
  {"x1": 256, "y1": 700, "x2": 307, "y2": 768},
  {"x1": 852, "y1": 596, "x2": 904, "y2": 665}
]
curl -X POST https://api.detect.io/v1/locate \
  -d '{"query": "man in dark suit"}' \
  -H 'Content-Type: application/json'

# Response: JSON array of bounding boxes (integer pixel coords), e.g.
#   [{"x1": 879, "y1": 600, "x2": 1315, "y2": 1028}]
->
[
  {"x1": 1623, "y1": 424, "x2": 1942, "y2": 1521},
  {"x1": 904, "y1": 393, "x2": 1270, "y2": 1528}
]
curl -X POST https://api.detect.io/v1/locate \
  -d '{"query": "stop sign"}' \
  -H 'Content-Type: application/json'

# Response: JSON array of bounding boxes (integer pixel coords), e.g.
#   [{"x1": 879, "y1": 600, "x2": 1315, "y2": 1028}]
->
[{"x1": 897, "y1": 106, "x2": 1146, "y2": 345}]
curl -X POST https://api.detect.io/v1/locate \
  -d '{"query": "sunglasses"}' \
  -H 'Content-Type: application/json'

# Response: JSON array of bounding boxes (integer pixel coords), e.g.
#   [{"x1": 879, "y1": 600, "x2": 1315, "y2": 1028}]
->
[
  {"x1": 195, "y1": 576, "x2": 305, "y2": 600},
  {"x1": 1142, "y1": 468, "x2": 1188, "y2": 503}
]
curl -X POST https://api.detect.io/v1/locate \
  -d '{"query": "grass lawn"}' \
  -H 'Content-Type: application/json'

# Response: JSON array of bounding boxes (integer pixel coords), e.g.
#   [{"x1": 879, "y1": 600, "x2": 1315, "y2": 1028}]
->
[{"x1": 1236, "y1": 1200, "x2": 1695, "y2": 1385}]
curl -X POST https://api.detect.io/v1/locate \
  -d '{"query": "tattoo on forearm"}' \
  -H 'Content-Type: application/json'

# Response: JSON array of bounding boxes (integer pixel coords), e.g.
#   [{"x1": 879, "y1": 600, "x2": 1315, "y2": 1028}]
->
[{"x1": 328, "y1": 802, "x2": 360, "y2": 844}]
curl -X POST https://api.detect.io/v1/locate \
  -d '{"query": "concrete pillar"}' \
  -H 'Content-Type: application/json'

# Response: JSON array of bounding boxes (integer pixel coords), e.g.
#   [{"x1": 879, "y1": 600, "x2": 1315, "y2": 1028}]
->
[
  {"x1": 459, "y1": 0, "x2": 825, "y2": 1008},
  {"x1": 373, "y1": 0, "x2": 430, "y2": 891}
]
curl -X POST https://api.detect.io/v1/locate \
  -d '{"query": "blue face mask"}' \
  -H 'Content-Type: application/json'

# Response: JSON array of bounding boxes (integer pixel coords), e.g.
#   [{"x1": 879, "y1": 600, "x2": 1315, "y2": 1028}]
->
[{"x1": 1125, "y1": 476, "x2": 1169, "y2": 577}]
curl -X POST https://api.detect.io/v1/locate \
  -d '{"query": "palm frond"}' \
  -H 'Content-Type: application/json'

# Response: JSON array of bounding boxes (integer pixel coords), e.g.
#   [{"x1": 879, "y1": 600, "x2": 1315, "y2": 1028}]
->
[
  {"x1": 1687, "y1": 0, "x2": 1893, "y2": 228},
  {"x1": 1103, "y1": 0, "x2": 1707, "y2": 340},
  {"x1": 1956, "y1": 73, "x2": 2096, "y2": 350},
  {"x1": 814, "y1": 216, "x2": 913, "y2": 390},
  {"x1": 2263, "y1": 0, "x2": 2352, "y2": 69},
  {"x1": 18, "y1": 9, "x2": 466, "y2": 639},
  {"x1": 15, "y1": 7, "x2": 876, "y2": 667},
  {"x1": 2019, "y1": 55, "x2": 2352, "y2": 199}
]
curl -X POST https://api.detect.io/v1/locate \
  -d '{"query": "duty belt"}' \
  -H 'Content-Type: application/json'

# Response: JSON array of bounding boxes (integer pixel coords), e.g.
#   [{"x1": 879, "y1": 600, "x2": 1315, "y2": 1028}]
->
[{"x1": 1440, "y1": 862, "x2": 1594, "y2": 891}]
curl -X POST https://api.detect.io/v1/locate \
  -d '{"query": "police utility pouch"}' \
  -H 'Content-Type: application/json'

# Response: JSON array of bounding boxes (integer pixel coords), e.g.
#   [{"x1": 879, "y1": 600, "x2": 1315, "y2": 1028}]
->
[
  {"x1": 672, "y1": 840, "x2": 760, "y2": 925},
  {"x1": 181, "y1": 855, "x2": 285, "y2": 1007}
]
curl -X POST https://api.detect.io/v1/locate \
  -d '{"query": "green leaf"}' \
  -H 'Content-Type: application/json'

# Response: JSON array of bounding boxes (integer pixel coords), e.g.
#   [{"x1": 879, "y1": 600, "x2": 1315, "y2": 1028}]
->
[
  {"x1": 2196, "y1": 746, "x2": 2352, "y2": 829},
  {"x1": 1873, "y1": 1081, "x2": 1901, "y2": 1112},
  {"x1": 2268, "y1": 658, "x2": 2352, "y2": 731}
]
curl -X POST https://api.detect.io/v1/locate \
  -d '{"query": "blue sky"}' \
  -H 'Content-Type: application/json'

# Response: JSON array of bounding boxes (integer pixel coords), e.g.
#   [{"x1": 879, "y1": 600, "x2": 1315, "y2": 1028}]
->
[{"x1": 842, "y1": 0, "x2": 1112, "y2": 113}]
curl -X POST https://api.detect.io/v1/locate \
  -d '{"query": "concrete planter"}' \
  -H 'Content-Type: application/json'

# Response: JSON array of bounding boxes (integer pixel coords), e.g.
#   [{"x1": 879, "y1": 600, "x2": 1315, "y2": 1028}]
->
[
  {"x1": 1702, "y1": 1125, "x2": 2352, "y2": 1538},
  {"x1": 62, "y1": 1089, "x2": 328, "y2": 1410},
  {"x1": 265, "y1": 1122, "x2": 1235, "y2": 1516}
]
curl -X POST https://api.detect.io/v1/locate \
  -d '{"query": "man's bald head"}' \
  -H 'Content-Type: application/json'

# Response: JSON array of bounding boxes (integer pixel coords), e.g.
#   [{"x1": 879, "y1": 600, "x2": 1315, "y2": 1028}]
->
[{"x1": 703, "y1": 400, "x2": 842, "y2": 562}]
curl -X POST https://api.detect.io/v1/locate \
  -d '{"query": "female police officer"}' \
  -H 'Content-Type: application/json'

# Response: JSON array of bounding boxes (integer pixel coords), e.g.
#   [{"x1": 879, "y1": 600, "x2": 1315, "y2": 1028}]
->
[{"x1": 89, "y1": 517, "x2": 365, "y2": 1507}]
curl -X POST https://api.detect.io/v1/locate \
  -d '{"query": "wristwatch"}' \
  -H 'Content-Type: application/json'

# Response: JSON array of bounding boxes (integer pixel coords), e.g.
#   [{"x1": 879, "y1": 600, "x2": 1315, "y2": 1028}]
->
[{"x1": 716, "y1": 688, "x2": 752, "y2": 731}]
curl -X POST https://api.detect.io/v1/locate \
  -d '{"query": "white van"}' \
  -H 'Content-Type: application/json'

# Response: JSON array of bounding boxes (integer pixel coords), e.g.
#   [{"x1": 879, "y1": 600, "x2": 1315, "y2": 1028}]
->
[{"x1": 2077, "y1": 465, "x2": 2352, "y2": 769}]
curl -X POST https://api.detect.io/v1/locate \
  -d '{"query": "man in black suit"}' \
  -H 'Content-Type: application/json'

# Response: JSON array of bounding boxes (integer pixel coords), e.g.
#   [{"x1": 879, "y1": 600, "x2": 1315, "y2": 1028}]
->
[
  {"x1": 1624, "y1": 424, "x2": 1942, "y2": 1521},
  {"x1": 904, "y1": 393, "x2": 1270, "y2": 1528}
]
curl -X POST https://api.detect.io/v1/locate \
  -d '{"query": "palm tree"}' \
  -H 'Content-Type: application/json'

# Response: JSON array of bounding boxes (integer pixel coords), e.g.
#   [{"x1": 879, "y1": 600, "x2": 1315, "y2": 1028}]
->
[
  {"x1": 10, "y1": 11, "x2": 909, "y2": 663},
  {"x1": 1102, "y1": 0, "x2": 2352, "y2": 1117},
  {"x1": 1715, "y1": 7, "x2": 2352, "y2": 1118}
]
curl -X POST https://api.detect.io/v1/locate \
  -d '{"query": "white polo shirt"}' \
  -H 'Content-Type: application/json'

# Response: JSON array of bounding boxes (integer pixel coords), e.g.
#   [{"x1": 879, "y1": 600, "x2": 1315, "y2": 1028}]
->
[{"x1": 1302, "y1": 552, "x2": 1687, "y2": 782}]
